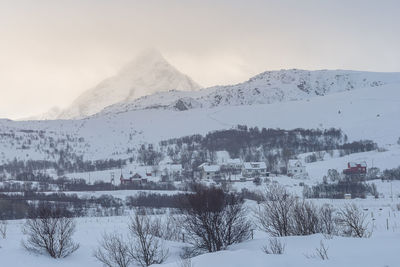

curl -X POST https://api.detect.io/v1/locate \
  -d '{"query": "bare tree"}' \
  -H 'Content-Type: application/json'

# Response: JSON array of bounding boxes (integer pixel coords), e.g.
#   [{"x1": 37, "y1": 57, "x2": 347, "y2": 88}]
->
[
  {"x1": 128, "y1": 213, "x2": 169, "y2": 267},
  {"x1": 181, "y1": 186, "x2": 251, "y2": 252},
  {"x1": 149, "y1": 215, "x2": 183, "y2": 242},
  {"x1": 22, "y1": 205, "x2": 79, "y2": 258},
  {"x1": 255, "y1": 184, "x2": 296, "y2": 236},
  {"x1": 337, "y1": 204, "x2": 370, "y2": 238},
  {"x1": 94, "y1": 232, "x2": 132, "y2": 267},
  {"x1": 292, "y1": 200, "x2": 320, "y2": 235},
  {"x1": 263, "y1": 237, "x2": 285, "y2": 254}
]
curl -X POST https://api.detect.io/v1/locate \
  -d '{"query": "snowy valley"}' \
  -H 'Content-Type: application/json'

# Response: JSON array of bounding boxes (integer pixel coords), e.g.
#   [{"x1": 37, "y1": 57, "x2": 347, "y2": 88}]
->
[{"x1": 1, "y1": 52, "x2": 400, "y2": 267}]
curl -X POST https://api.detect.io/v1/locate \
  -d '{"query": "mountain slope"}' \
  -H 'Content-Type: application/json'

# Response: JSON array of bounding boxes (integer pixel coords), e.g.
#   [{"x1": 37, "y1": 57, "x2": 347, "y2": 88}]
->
[
  {"x1": 2, "y1": 81, "x2": 400, "y2": 165},
  {"x1": 101, "y1": 69, "x2": 400, "y2": 114},
  {"x1": 56, "y1": 49, "x2": 200, "y2": 119}
]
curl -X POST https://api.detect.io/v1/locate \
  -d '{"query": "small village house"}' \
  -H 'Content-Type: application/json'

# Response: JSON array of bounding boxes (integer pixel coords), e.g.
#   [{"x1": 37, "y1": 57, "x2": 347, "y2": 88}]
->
[
  {"x1": 242, "y1": 162, "x2": 268, "y2": 179},
  {"x1": 287, "y1": 159, "x2": 307, "y2": 178},
  {"x1": 198, "y1": 163, "x2": 221, "y2": 180},
  {"x1": 343, "y1": 162, "x2": 367, "y2": 175},
  {"x1": 120, "y1": 172, "x2": 147, "y2": 185}
]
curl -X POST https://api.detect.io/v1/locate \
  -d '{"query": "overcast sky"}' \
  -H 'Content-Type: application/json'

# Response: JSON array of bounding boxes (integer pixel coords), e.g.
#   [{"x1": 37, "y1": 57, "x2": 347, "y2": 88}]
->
[{"x1": 1, "y1": 0, "x2": 399, "y2": 119}]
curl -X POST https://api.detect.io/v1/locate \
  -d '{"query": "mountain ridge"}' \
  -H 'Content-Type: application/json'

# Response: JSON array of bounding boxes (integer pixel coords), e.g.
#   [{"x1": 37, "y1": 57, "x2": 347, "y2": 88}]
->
[{"x1": 99, "y1": 68, "x2": 400, "y2": 115}]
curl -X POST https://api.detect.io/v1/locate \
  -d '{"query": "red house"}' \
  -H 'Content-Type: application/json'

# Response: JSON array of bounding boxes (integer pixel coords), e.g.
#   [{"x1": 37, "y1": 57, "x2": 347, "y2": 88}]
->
[{"x1": 343, "y1": 162, "x2": 367, "y2": 175}]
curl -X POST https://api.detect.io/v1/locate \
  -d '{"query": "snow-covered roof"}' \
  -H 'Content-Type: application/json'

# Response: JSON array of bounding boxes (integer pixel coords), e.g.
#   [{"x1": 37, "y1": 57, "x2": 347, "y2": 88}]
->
[
  {"x1": 202, "y1": 165, "x2": 220, "y2": 172},
  {"x1": 198, "y1": 163, "x2": 209, "y2": 168},
  {"x1": 288, "y1": 159, "x2": 302, "y2": 167},
  {"x1": 226, "y1": 158, "x2": 242, "y2": 165},
  {"x1": 161, "y1": 164, "x2": 182, "y2": 171},
  {"x1": 349, "y1": 162, "x2": 367, "y2": 167},
  {"x1": 243, "y1": 162, "x2": 266, "y2": 170}
]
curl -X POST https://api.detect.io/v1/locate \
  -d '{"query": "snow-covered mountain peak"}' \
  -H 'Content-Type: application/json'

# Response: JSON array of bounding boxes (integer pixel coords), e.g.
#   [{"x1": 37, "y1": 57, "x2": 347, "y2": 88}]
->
[
  {"x1": 118, "y1": 48, "x2": 167, "y2": 75},
  {"x1": 51, "y1": 49, "x2": 201, "y2": 120}
]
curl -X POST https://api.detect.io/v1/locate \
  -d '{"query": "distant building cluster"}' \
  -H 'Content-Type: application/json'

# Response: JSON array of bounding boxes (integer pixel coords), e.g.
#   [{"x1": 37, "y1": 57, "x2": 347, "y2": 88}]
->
[{"x1": 119, "y1": 158, "x2": 312, "y2": 185}]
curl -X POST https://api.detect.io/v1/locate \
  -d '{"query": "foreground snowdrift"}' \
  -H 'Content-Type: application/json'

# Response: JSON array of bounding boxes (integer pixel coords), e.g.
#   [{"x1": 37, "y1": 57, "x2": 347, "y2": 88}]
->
[{"x1": 1, "y1": 198, "x2": 399, "y2": 267}]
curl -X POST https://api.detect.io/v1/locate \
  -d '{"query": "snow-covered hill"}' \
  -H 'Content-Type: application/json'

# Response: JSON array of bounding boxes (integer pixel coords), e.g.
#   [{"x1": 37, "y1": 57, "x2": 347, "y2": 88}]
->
[
  {"x1": 101, "y1": 69, "x2": 400, "y2": 114},
  {"x1": 1, "y1": 80, "x2": 400, "y2": 165},
  {"x1": 53, "y1": 49, "x2": 201, "y2": 119}
]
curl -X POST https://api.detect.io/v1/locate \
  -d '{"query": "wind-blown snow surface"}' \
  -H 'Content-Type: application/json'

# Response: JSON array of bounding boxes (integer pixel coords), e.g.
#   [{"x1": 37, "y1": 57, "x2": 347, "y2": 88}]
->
[{"x1": 54, "y1": 49, "x2": 200, "y2": 119}]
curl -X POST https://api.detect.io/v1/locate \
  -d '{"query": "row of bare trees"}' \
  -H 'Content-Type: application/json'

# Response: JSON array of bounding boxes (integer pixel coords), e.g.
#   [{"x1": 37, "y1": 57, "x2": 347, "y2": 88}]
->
[
  {"x1": 16, "y1": 184, "x2": 370, "y2": 265},
  {"x1": 94, "y1": 187, "x2": 252, "y2": 266},
  {"x1": 256, "y1": 184, "x2": 370, "y2": 238}
]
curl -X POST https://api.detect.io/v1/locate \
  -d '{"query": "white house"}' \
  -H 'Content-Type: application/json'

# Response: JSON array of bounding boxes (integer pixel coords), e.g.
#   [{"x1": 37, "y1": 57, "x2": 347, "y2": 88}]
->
[
  {"x1": 287, "y1": 159, "x2": 307, "y2": 178},
  {"x1": 224, "y1": 158, "x2": 243, "y2": 169},
  {"x1": 198, "y1": 163, "x2": 221, "y2": 180},
  {"x1": 242, "y1": 162, "x2": 268, "y2": 179}
]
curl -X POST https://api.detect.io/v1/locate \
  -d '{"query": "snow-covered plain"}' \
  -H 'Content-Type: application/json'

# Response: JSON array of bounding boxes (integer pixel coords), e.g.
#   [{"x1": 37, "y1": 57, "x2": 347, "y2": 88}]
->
[{"x1": 1, "y1": 197, "x2": 400, "y2": 267}]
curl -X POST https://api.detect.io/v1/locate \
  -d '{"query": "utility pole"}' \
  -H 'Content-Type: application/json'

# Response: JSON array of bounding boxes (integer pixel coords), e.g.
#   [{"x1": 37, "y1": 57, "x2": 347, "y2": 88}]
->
[
  {"x1": 111, "y1": 172, "x2": 115, "y2": 190},
  {"x1": 391, "y1": 180, "x2": 393, "y2": 202}
]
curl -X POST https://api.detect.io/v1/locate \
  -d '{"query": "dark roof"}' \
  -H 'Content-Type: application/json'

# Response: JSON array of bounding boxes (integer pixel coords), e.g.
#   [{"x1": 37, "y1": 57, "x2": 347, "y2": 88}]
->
[{"x1": 132, "y1": 173, "x2": 142, "y2": 179}]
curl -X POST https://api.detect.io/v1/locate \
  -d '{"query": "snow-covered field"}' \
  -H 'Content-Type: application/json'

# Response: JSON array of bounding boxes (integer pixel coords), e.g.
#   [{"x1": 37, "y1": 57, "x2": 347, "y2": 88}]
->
[{"x1": 1, "y1": 197, "x2": 400, "y2": 267}]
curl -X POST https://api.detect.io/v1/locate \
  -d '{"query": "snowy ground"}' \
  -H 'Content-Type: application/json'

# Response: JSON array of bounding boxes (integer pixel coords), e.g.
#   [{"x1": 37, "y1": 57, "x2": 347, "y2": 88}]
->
[{"x1": 1, "y1": 197, "x2": 400, "y2": 267}]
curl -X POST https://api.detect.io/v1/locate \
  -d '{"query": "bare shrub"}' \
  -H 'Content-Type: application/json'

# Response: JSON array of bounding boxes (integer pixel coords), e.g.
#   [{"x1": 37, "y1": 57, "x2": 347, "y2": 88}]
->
[
  {"x1": 305, "y1": 241, "x2": 329, "y2": 260},
  {"x1": 315, "y1": 241, "x2": 329, "y2": 260},
  {"x1": 337, "y1": 204, "x2": 370, "y2": 238},
  {"x1": 0, "y1": 220, "x2": 7, "y2": 239},
  {"x1": 257, "y1": 185, "x2": 341, "y2": 238},
  {"x1": 262, "y1": 237, "x2": 285, "y2": 254},
  {"x1": 128, "y1": 213, "x2": 169, "y2": 267},
  {"x1": 177, "y1": 258, "x2": 194, "y2": 267},
  {"x1": 292, "y1": 200, "x2": 320, "y2": 235},
  {"x1": 315, "y1": 151, "x2": 326, "y2": 161},
  {"x1": 22, "y1": 205, "x2": 79, "y2": 258},
  {"x1": 255, "y1": 184, "x2": 296, "y2": 236},
  {"x1": 319, "y1": 204, "x2": 337, "y2": 236},
  {"x1": 150, "y1": 215, "x2": 183, "y2": 242},
  {"x1": 94, "y1": 232, "x2": 132, "y2": 267},
  {"x1": 181, "y1": 186, "x2": 251, "y2": 252},
  {"x1": 179, "y1": 246, "x2": 203, "y2": 260}
]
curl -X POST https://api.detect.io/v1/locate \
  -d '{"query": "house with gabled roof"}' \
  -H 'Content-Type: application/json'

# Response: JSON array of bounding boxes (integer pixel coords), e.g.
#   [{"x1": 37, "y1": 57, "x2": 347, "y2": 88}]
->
[
  {"x1": 287, "y1": 159, "x2": 307, "y2": 178},
  {"x1": 242, "y1": 162, "x2": 268, "y2": 179},
  {"x1": 198, "y1": 163, "x2": 221, "y2": 180}
]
